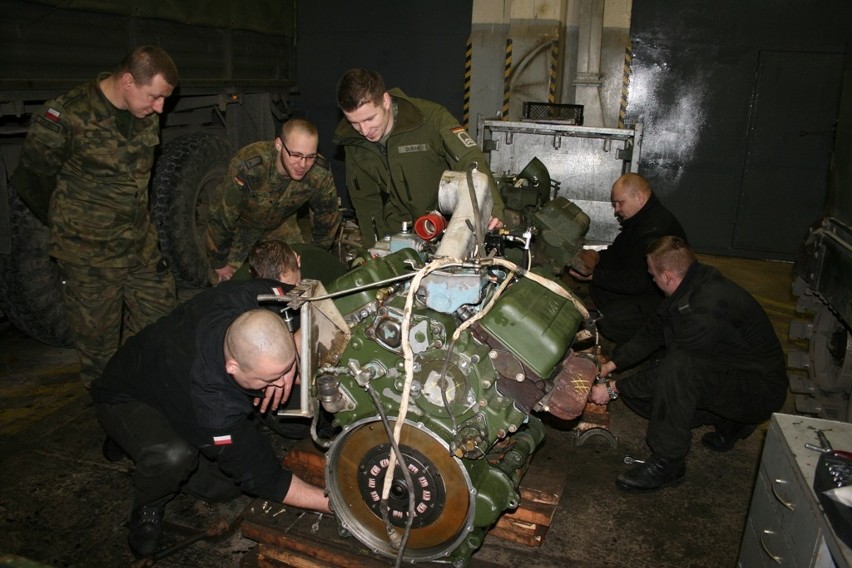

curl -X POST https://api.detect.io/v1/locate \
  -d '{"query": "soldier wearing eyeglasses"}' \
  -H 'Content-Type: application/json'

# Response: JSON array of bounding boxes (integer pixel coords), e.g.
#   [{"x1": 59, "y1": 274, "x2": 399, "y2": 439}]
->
[{"x1": 204, "y1": 118, "x2": 342, "y2": 284}]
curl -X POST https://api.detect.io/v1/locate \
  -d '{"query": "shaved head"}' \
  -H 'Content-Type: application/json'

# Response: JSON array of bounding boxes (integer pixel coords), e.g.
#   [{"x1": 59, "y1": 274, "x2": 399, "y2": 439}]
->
[
  {"x1": 613, "y1": 173, "x2": 652, "y2": 198},
  {"x1": 225, "y1": 309, "x2": 295, "y2": 374}
]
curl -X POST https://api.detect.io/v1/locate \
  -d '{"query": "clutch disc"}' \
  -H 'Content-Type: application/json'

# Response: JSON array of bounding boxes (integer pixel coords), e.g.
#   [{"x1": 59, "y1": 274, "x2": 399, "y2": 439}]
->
[{"x1": 326, "y1": 417, "x2": 473, "y2": 561}]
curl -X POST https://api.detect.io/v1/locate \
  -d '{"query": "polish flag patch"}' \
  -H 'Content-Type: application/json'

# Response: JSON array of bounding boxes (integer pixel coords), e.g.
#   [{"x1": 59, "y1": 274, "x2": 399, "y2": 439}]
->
[
  {"x1": 45, "y1": 108, "x2": 61, "y2": 122},
  {"x1": 213, "y1": 434, "x2": 233, "y2": 446},
  {"x1": 272, "y1": 287, "x2": 285, "y2": 296}
]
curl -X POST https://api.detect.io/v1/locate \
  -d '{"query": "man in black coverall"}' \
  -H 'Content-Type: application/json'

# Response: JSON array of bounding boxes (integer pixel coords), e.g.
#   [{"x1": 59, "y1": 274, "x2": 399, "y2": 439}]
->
[
  {"x1": 570, "y1": 173, "x2": 687, "y2": 344},
  {"x1": 90, "y1": 279, "x2": 329, "y2": 558},
  {"x1": 589, "y1": 236, "x2": 788, "y2": 491}
]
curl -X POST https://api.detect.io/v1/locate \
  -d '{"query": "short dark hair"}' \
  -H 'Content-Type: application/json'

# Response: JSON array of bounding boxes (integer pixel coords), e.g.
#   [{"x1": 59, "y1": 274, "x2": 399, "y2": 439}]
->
[
  {"x1": 280, "y1": 118, "x2": 318, "y2": 141},
  {"x1": 647, "y1": 236, "x2": 695, "y2": 276},
  {"x1": 336, "y1": 68, "x2": 386, "y2": 112},
  {"x1": 116, "y1": 45, "x2": 179, "y2": 87},
  {"x1": 249, "y1": 240, "x2": 299, "y2": 280}
]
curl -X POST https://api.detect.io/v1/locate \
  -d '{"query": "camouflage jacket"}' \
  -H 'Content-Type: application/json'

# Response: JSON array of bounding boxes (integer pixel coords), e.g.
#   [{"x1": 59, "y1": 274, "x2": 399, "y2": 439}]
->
[
  {"x1": 14, "y1": 75, "x2": 163, "y2": 267},
  {"x1": 204, "y1": 141, "x2": 341, "y2": 269},
  {"x1": 333, "y1": 88, "x2": 505, "y2": 247}
]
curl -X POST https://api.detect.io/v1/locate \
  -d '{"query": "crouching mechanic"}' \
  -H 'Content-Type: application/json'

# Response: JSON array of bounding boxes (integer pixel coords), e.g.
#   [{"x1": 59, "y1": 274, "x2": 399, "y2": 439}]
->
[
  {"x1": 589, "y1": 236, "x2": 787, "y2": 492},
  {"x1": 90, "y1": 279, "x2": 330, "y2": 558}
]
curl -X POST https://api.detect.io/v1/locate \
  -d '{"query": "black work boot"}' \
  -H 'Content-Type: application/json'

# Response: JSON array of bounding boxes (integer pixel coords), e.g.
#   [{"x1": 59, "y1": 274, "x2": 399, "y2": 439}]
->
[
  {"x1": 102, "y1": 436, "x2": 129, "y2": 463},
  {"x1": 128, "y1": 504, "x2": 165, "y2": 558},
  {"x1": 701, "y1": 422, "x2": 756, "y2": 452},
  {"x1": 616, "y1": 454, "x2": 685, "y2": 492}
]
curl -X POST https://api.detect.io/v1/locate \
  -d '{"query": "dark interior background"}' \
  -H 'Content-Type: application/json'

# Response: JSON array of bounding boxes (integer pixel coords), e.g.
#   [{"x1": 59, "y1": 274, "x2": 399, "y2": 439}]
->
[
  {"x1": 624, "y1": 0, "x2": 849, "y2": 259},
  {"x1": 295, "y1": 0, "x2": 849, "y2": 259},
  {"x1": 295, "y1": 1, "x2": 473, "y2": 215}
]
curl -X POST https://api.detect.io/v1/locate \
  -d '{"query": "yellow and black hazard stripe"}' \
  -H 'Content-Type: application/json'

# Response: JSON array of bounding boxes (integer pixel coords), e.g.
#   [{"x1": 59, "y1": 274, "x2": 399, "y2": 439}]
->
[
  {"x1": 618, "y1": 40, "x2": 633, "y2": 129},
  {"x1": 502, "y1": 38, "x2": 512, "y2": 120},
  {"x1": 463, "y1": 36, "x2": 472, "y2": 130},
  {"x1": 548, "y1": 40, "x2": 559, "y2": 104}
]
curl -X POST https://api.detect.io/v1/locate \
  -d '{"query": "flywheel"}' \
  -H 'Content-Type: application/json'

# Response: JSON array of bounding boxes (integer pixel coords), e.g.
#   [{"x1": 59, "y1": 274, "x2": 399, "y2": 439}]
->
[{"x1": 326, "y1": 417, "x2": 474, "y2": 562}]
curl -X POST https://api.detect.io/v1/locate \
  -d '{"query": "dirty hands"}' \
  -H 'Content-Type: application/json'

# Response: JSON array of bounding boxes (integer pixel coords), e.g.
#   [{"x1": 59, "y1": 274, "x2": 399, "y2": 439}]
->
[
  {"x1": 589, "y1": 360, "x2": 618, "y2": 405},
  {"x1": 568, "y1": 249, "x2": 599, "y2": 281}
]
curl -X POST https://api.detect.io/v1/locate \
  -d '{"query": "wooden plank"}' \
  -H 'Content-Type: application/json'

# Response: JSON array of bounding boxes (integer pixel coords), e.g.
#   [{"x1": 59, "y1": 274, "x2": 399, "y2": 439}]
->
[
  {"x1": 259, "y1": 544, "x2": 350, "y2": 568},
  {"x1": 283, "y1": 440, "x2": 326, "y2": 489},
  {"x1": 500, "y1": 498, "x2": 556, "y2": 526},
  {"x1": 517, "y1": 463, "x2": 565, "y2": 506},
  {"x1": 242, "y1": 514, "x2": 388, "y2": 568},
  {"x1": 488, "y1": 518, "x2": 548, "y2": 547}
]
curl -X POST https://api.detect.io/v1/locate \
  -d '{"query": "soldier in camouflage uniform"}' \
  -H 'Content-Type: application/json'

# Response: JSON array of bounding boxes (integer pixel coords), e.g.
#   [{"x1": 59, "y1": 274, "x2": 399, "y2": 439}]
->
[
  {"x1": 204, "y1": 118, "x2": 342, "y2": 284},
  {"x1": 12, "y1": 46, "x2": 179, "y2": 388},
  {"x1": 333, "y1": 68, "x2": 506, "y2": 248}
]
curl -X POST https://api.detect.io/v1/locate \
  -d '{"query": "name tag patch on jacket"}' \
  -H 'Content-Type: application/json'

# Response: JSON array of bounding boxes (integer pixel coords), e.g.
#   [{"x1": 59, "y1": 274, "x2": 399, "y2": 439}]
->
[
  {"x1": 452, "y1": 127, "x2": 477, "y2": 148},
  {"x1": 213, "y1": 434, "x2": 233, "y2": 446},
  {"x1": 397, "y1": 144, "x2": 429, "y2": 154}
]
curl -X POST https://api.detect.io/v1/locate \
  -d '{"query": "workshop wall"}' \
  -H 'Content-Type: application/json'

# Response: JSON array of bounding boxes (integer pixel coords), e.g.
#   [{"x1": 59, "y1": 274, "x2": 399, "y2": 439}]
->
[
  {"x1": 298, "y1": 0, "x2": 848, "y2": 260},
  {"x1": 626, "y1": 0, "x2": 848, "y2": 259}
]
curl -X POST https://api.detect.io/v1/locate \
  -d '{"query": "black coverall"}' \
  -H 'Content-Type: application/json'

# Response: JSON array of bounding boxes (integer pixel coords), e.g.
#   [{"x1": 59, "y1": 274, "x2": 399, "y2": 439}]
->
[
  {"x1": 90, "y1": 279, "x2": 296, "y2": 508},
  {"x1": 591, "y1": 192, "x2": 687, "y2": 343},
  {"x1": 610, "y1": 262, "x2": 788, "y2": 460}
]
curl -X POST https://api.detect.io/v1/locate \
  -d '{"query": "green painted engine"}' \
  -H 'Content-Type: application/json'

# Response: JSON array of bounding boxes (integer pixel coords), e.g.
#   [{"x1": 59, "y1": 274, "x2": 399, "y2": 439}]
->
[
  {"x1": 271, "y1": 168, "x2": 598, "y2": 566},
  {"x1": 313, "y1": 246, "x2": 592, "y2": 566}
]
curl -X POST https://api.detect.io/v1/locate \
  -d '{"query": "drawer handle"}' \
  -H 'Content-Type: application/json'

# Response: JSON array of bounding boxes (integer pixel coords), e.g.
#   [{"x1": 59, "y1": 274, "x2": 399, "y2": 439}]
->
[
  {"x1": 759, "y1": 529, "x2": 783, "y2": 564},
  {"x1": 771, "y1": 478, "x2": 795, "y2": 511}
]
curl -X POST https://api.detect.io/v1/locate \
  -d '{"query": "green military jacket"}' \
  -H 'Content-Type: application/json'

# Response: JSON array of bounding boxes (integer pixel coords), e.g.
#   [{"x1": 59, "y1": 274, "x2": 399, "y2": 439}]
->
[
  {"x1": 333, "y1": 88, "x2": 504, "y2": 247},
  {"x1": 14, "y1": 75, "x2": 163, "y2": 268},
  {"x1": 204, "y1": 141, "x2": 341, "y2": 269}
]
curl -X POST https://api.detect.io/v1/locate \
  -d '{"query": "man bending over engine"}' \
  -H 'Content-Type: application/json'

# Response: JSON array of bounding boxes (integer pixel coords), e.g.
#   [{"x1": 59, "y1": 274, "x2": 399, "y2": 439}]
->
[
  {"x1": 90, "y1": 279, "x2": 329, "y2": 559},
  {"x1": 589, "y1": 236, "x2": 787, "y2": 491}
]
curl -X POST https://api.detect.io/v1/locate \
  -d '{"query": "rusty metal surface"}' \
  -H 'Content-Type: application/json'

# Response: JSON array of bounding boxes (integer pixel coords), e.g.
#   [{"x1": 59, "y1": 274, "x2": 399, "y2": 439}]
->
[{"x1": 543, "y1": 354, "x2": 597, "y2": 421}]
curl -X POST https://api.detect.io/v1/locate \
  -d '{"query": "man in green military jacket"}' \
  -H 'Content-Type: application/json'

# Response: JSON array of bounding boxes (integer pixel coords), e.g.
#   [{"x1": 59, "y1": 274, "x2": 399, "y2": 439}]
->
[
  {"x1": 13, "y1": 46, "x2": 179, "y2": 388},
  {"x1": 204, "y1": 118, "x2": 342, "y2": 284},
  {"x1": 333, "y1": 68, "x2": 505, "y2": 248}
]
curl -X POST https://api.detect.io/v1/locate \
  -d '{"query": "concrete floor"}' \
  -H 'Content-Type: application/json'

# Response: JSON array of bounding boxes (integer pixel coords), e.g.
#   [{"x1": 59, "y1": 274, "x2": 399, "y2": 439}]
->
[{"x1": 0, "y1": 255, "x2": 801, "y2": 568}]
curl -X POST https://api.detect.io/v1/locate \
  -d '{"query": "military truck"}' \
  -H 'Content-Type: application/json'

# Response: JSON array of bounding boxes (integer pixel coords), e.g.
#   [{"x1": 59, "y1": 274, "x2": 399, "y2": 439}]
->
[
  {"x1": 787, "y1": 48, "x2": 852, "y2": 423},
  {"x1": 0, "y1": 0, "x2": 297, "y2": 344}
]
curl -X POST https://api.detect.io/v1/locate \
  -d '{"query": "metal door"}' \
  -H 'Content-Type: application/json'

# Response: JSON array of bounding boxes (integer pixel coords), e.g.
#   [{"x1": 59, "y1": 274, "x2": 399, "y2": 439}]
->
[{"x1": 733, "y1": 50, "x2": 844, "y2": 255}]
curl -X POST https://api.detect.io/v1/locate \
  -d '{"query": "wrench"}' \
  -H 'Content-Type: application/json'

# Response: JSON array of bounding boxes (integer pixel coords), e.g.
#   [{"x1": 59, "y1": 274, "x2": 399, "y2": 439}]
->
[
  {"x1": 623, "y1": 456, "x2": 645, "y2": 465},
  {"x1": 311, "y1": 513, "x2": 324, "y2": 533}
]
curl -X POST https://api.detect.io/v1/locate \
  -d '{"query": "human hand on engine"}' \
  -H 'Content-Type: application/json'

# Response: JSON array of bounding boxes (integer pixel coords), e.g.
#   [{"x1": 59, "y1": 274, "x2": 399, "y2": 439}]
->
[
  {"x1": 589, "y1": 382, "x2": 613, "y2": 405},
  {"x1": 568, "y1": 249, "x2": 598, "y2": 281},
  {"x1": 588, "y1": 360, "x2": 618, "y2": 405}
]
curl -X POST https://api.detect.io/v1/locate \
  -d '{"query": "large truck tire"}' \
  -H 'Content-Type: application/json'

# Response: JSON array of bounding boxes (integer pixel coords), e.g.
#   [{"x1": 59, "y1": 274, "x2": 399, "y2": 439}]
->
[
  {"x1": 0, "y1": 185, "x2": 72, "y2": 346},
  {"x1": 151, "y1": 133, "x2": 232, "y2": 288}
]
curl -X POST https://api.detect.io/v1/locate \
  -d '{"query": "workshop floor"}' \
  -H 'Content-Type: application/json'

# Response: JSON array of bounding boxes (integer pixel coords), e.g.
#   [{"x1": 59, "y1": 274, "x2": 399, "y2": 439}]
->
[{"x1": 0, "y1": 254, "x2": 801, "y2": 568}]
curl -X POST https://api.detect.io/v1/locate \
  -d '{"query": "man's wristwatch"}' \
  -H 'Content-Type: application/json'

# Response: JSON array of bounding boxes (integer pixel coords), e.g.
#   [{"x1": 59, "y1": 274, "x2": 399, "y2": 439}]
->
[{"x1": 605, "y1": 380, "x2": 618, "y2": 400}]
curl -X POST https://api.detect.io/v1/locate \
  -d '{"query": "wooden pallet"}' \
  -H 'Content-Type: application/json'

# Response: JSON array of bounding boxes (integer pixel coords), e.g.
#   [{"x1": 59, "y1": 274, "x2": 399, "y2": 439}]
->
[{"x1": 239, "y1": 438, "x2": 565, "y2": 566}]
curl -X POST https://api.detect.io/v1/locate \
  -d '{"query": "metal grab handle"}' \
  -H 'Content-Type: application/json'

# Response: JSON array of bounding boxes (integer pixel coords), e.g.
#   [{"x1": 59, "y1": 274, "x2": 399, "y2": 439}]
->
[
  {"x1": 759, "y1": 529, "x2": 783, "y2": 565},
  {"x1": 771, "y1": 478, "x2": 795, "y2": 511}
]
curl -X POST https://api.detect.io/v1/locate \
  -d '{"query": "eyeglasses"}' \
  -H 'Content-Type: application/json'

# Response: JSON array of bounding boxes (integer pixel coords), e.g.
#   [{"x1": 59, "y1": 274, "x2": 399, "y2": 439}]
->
[{"x1": 281, "y1": 142, "x2": 318, "y2": 162}]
